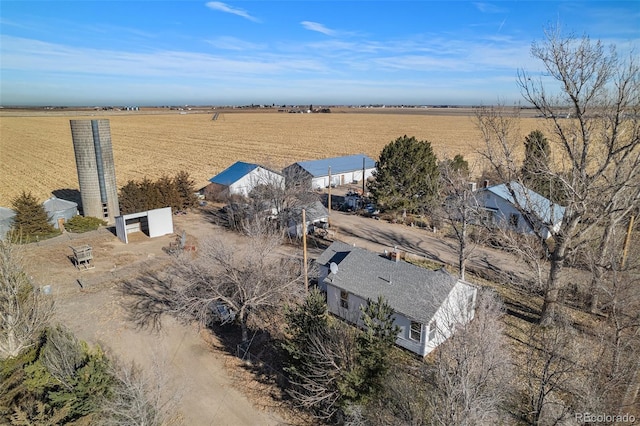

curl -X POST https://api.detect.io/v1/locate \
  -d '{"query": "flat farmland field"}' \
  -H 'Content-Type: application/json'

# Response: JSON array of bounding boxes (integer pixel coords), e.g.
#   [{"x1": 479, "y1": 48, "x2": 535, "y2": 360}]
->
[{"x1": 0, "y1": 108, "x2": 545, "y2": 206}]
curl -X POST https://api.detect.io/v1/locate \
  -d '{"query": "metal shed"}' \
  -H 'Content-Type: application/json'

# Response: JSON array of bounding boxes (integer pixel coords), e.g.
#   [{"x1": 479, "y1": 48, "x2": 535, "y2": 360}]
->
[
  {"x1": 283, "y1": 154, "x2": 376, "y2": 189},
  {"x1": 43, "y1": 197, "x2": 78, "y2": 229},
  {"x1": 0, "y1": 207, "x2": 16, "y2": 239},
  {"x1": 115, "y1": 207, "x2": 174, "y2": 244}
]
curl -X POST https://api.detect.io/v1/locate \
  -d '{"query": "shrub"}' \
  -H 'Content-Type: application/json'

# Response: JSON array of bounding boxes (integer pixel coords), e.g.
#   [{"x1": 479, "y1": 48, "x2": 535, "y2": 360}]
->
[{"x1": 65, "y1": 216, "x2": 107, "y2": 233}]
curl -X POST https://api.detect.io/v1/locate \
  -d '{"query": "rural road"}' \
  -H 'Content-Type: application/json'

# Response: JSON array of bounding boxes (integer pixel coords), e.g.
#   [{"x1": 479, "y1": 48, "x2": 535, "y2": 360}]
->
[{"x1": 326, "y1": 209, "x2": 532, "y2": 284}]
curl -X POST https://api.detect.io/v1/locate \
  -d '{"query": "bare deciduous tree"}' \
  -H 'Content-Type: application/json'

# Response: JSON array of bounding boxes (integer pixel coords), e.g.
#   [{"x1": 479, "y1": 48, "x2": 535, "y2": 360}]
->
[
  {"x1": 0, "y1": 239, "x2": 54, "y2": 360},
  {"x1": 99, "y1": 354, "x2": 183, "y2": 426},
  {"x1": 522, "y1": 317, "x2": 581, "y2": 425},
  {"x1": 439, "y1": 157, "x2": 484, "y2": 280},
  {"x1": 171, "y1": 224, "x2": 304, "y2": 342},
  {"x1": 477, "y1": 27, "x2": 640, "y2": 325},
  {"x1": 428, "y1": 290, "x2": 514, "y2": 426}
]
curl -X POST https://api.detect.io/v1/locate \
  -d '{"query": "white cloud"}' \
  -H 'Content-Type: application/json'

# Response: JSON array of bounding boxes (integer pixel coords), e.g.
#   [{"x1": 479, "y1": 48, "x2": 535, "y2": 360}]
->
[
  {"x1": 473, "y1": 2, "x2": 507, "y2": 14},
  {"x1": 206, "y1": 36, "x2": 265, "y2": 51},
  {"x1": 301, "y1": 21, "x2": 336, "y2": 36},
  {"x1": 205, "y1": 2, "x2": 259, "y2": 22}
]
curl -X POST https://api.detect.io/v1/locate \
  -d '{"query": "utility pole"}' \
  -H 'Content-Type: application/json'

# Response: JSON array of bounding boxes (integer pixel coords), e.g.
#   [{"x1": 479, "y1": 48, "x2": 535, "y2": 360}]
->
[
  {"x1": 362, "y1": 157, "x2": 366, "y2": 196},
  {"x1": 327, "y1": 166, "x2": 332, "y2": 227},
  {"x1": 302, "y1": 208, "x2": 309, "y2": 293}
]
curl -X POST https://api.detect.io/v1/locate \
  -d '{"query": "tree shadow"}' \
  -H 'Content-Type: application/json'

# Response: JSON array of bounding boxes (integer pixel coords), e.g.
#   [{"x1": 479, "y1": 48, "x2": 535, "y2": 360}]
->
[
  {"x1": 51, "y1": 189, "x2": 82, "y2": 212},
  {"x1": 119, "y1": 271, "x2": 178, "y2": 332}
]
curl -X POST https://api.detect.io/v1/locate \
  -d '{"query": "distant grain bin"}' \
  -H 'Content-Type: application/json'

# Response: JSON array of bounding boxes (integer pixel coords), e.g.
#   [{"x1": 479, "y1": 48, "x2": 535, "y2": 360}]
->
[{"x1": 70, "y1": 119, "x2": 120, "y2": 224}]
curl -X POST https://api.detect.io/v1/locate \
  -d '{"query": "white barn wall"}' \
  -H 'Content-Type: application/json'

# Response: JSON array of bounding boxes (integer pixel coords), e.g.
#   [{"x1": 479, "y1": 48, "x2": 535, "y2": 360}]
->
[
  {"x1": 229, "y1": 167, "x2": 284, "y2": 196},
  {"x1": 310, "y1": 168, "x2": 375, "y2": 189}
]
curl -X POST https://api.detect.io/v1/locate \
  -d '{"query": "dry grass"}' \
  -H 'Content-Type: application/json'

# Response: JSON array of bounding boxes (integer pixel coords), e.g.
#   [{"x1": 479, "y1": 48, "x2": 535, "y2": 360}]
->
[{"x1": 0, "y1": 109, "x2": 546, "y2": 206}]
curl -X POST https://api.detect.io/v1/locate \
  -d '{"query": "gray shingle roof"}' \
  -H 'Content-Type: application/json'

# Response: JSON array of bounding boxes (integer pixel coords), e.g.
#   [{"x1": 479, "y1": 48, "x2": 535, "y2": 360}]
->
[{"x1": 316, "y1": 241, "x2": 459, "y2": 323}]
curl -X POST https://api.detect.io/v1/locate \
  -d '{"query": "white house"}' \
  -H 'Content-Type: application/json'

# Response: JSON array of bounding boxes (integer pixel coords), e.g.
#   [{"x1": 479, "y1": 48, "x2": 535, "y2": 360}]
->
[
  {"x1": 315, "y1": 241, "x2": 477, "y2": 357},
  {"x1": 283, "y1": 154, "x2": 376, "y2": 189},
  {"x1": 475, "y1": 181, "x2": 565, "y2": 239},
  {"x1": 208, "y1": 161, "x2": 284, "y2": 197}
]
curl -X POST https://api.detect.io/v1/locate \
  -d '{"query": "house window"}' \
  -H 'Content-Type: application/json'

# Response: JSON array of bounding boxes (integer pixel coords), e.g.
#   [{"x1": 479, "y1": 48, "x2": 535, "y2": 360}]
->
[
  {"x1": 480, "y1": 208, "x2": 495, "y2": 224},
  {"x1": 340, "y1": 290, "x2": 349, "y2": 309},
  {"x1": 510, "y1": 213, "x2": 520, "y2": 228},
  {"x1": 410, "y1": 321, "x2": 422, "y2": 341},
  {"x1": 428, "y1": 320, "x2": 437, "y2": 342}
]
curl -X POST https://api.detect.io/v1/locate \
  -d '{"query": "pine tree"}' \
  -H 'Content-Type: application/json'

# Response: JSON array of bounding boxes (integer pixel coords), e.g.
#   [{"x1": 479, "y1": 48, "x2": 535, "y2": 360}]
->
[
  {"x1": 340, "y1": 296, "x2": 399, "y2": 405},
  {"x1": 282, "y1": 288, "x2": 329, "y2": 379},
  {"x1": 11, "y1": 191, "x2": 56, "y2": 239},
  {"x1": 369, "y1": 135, "x2": 440, "y2": 214},
  {"x1": 173, "y1": 171, "x2": 197, "y2": 210}
]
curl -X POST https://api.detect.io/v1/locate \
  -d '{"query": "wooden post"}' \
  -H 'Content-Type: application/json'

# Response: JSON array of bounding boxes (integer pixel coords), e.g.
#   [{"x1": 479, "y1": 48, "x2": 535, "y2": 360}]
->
[
  {"x1": 327, "y1": 166, "x2": 332, "y2": 227},
  {"x1": 362, "y1": 157, "x2": 366, "y2": 196},
  {"x1": 621, "y1": 214, "x2": 635, "y2": 269},
  {"x1": 302, "y1": 208, "x2": 308, "y2": 293}
]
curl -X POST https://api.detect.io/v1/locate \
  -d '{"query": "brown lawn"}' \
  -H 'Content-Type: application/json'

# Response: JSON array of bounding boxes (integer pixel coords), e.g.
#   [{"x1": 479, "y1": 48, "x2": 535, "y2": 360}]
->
[{"x1": 0, "y1": 108, "x2": 546, "y2": 206}]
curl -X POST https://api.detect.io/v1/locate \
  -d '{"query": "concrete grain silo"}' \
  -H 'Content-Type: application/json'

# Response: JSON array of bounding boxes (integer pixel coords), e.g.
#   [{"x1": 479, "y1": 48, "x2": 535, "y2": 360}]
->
[{"x1": 70, "y1": 119, "x2": 120, "y2": 224}]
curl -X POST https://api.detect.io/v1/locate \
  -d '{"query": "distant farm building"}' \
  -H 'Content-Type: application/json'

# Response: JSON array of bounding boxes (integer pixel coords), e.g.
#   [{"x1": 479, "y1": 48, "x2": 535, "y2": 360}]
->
[
  {"x1": 283, "y1": 154, "x2": 376, "y2": 189},
  {"x1": 205, "y1": 161, "x2": 284, "y2": 198},
  {"x1": 43, "y1": 197, "x2": 78, "y2": 229}
]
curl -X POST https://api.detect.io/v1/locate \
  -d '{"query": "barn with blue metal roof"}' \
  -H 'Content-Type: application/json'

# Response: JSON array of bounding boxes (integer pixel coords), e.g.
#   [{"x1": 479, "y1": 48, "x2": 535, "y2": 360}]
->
[
  {"x1": 283, "y1": 154, "x2": 376, "y2": 189},
  {"x1": 207, "y1": 161, "x2": 284, "y2": 197}
]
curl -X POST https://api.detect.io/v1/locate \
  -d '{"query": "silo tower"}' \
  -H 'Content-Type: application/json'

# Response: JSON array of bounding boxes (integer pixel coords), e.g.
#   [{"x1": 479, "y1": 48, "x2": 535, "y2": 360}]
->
[{"x1": 70, "y1": 119, "x2": 120, "y2": 224}]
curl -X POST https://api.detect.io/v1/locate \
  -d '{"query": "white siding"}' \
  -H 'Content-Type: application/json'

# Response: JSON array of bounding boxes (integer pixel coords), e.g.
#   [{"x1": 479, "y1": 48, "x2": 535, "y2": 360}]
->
[
  {"x1": 424, "y1": 282, "x2": 477, "y2": 355},
  {"x1": 229, "y1": 167, "x2": 284, "y2": 196},
  {"x1": 310, "y1": 168, "x2": 375, "y2": 189},
  {"x1": 324, "y1": 280, "x2": 477, "y2": 357}
]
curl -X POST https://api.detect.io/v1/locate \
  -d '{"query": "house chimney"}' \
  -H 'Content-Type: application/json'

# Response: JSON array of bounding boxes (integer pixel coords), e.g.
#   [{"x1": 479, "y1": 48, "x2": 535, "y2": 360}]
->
[{"x1": 483, "y1": 179, "x2": 489, "y2": 188}]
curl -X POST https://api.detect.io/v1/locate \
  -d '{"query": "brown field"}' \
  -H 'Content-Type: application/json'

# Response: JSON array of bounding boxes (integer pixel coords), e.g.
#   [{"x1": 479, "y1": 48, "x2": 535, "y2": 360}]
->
[{"x1": 0, "y1": 108, "x2": 545, "y2": 206}]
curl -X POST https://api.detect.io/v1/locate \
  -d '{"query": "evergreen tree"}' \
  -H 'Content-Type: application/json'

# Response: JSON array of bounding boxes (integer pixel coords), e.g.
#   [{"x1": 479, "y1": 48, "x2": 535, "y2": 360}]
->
[
  {"x1": 522, "y1": 130, "x2": 551, "y2": 193},
  {"x1": 369, "y1": 135, "x2": 440, "y2": 214},
  {"x1": 118, "y1": 180, "x2": 145, "y2": 215},
  {"x1": 282, "y1": 288, "x2": 330, "y2": 380},
  {"x1": 11, "y1": 192, "x2": 56, "y2": 239},
  {"x1": 521, "y1": 130, "x2": 568, "y2": 204},
  {"x1": 340, "y1": 296, "x2": 399, "y2": 405},
  {"x1": 173, "y1": 171, "x2": 198, "y2": 210},
  {"x1": 155, "y1": 174, "x2": 181, "y2": 212}
]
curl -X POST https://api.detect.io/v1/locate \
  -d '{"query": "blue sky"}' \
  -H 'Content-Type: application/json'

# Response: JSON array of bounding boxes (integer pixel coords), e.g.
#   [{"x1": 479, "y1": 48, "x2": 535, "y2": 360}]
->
[{"x1": 1, "y1": 1, "x2": 638, "y2": 106}]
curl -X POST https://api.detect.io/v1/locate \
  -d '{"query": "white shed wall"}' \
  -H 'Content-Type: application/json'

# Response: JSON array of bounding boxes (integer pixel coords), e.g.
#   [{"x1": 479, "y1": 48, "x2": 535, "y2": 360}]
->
[{"x1": 147, "y1": 207, "x2": 173, "y2": 238}]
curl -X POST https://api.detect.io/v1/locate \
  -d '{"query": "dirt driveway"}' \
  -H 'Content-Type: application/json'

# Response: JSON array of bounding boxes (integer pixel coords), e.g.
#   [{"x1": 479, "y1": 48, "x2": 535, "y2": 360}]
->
[
  {"x1": 21, "y1": 212, "x2": 288, "y2": 426},
  {"x1": 18, "y1": 204, "x2": 540, "y2": 425}
]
